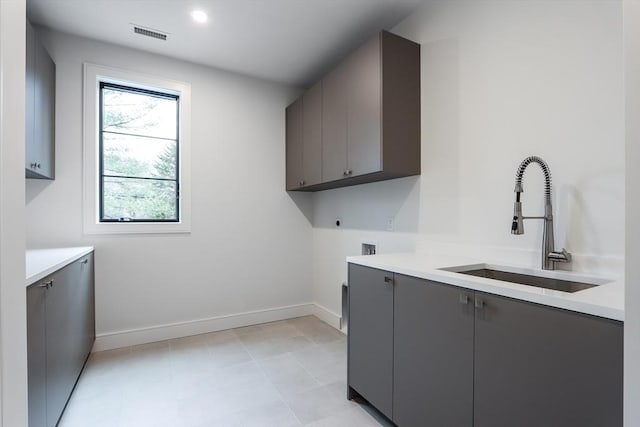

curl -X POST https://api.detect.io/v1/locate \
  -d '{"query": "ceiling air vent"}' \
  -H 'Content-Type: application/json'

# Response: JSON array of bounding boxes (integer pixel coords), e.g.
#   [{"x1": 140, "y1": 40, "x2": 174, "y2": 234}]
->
[{"x1": 133, "y1": 25, "x2": 167, "y2": 41}]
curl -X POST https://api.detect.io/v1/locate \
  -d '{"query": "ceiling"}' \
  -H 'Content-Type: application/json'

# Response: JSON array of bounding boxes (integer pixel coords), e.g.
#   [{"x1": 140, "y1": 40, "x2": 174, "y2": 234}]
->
[{"x1": 27, "y1": 0, "x2": 425, "y2": 87}]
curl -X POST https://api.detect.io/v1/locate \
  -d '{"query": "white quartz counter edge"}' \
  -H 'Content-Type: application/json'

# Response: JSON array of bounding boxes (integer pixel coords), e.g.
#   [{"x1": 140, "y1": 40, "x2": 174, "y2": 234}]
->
[
  {"x1": 26, "y1": 247, "x2": 94, "y2": 286},
  {"x1": 347, "y1": 253, "x2": 624, "y2": 321}
]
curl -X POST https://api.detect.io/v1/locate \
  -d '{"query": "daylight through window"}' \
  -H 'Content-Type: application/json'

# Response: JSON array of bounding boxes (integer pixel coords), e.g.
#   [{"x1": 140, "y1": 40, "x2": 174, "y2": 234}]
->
[{"x1": 99, "y1": 82, "x2": 180, "y2": 222}]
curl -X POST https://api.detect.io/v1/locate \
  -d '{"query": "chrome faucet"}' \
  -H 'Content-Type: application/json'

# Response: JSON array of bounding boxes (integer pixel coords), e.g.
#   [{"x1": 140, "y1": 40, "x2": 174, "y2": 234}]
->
[{"x1": 511, "y1": 156, "x2": 571, "y2": 270}]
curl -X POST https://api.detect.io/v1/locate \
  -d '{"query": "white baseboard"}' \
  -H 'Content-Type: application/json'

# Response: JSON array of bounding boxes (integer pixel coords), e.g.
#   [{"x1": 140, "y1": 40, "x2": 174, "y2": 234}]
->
[
  {"x1": 312, "y1": 303, "x2": 342, "y2": 330},
  {"x1": 93, "y1": 303, "x2": 317, "y2": 352}
]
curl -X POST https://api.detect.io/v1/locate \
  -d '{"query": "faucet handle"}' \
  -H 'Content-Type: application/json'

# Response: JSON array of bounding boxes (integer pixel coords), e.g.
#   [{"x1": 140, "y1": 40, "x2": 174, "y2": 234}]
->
[{"x1": 548, "y1": 248, "x2": 571, "y2": 263}]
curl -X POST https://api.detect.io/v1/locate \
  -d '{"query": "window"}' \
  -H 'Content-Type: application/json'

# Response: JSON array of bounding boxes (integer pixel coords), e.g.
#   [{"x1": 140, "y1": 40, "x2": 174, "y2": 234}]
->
[
  {"x1": 99, "y1": 83, "x2": 179, "y2": 222},
  {"x1": 83, "y1": 64, "x2": 191, "y2": 234}
]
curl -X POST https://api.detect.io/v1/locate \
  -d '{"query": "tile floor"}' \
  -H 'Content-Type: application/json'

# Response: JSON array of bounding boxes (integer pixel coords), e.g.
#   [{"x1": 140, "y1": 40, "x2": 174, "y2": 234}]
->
[{"x1": 59, "y1": 316, "x2": 388, "y2": 427}]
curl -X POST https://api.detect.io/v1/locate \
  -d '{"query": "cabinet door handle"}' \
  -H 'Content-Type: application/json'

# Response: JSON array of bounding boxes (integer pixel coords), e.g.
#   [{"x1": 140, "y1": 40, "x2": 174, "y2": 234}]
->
[
  {"x1": 299, "y1": 180, "x2": 305, "y2": 186},
  {"x1": 459, "y1": 294, "x2": 470, "y2": 305},
  {"x1": 39, "y1": 280, "x2": 54, "y2": 289},
  {"x1": 81, "y1": 259, "x2": 88, "y2": 265},
  {"x1": 384, "y1": 276, "x2": 394, "y2": 285},
  {"x1": 475, "y1": 297, "x2": 484, "y2": 309},
  {"x1": 343, "y1": 169, "x2": 353, "y2": 176}
]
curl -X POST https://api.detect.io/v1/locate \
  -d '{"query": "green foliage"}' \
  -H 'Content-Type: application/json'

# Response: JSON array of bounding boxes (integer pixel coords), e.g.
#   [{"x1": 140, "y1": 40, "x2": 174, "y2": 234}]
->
[
  {"x1": 103, "y1": 145, "x2": 150, "y2": 177},
  {"x1": 103, "y1": 89, "x2": 161, "y2": 133},
  {"x1": 154, "y1": 143, "x2": 177, "y2": 179}
]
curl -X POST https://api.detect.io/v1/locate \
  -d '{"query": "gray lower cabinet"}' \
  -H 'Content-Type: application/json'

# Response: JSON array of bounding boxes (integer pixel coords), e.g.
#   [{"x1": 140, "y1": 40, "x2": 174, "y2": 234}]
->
[
  {"x1": 473, "y1": 292, "x2": 623, "y2": 427},
  {"x1": 393, "y1": 274, "x2": 474, "y2": 427},
  {"x1": 27, "y1": 253, "x2": 95, "y2": 427},
  {"x1": 347, "y1": 264, "x2": 394, "y2": 419},
  {"x1": 25, "y1": 20, "x2": 55, "y2": 180},
  {"x1": 27, "y1": 282, "x2": 47, "y2": 427},
  {"x1": 347, "y1": 263, "x2": 623, "y2": 427}
]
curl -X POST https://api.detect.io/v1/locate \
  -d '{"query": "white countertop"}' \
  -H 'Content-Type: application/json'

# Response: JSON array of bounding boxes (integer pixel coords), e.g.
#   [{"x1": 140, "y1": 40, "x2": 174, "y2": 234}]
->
[
  {"x1": 347, "y1": 253, "x2": 624, "y2": 321},
  {"x1": 26, "y1": 247, "x2": 94, "y2": 286}
]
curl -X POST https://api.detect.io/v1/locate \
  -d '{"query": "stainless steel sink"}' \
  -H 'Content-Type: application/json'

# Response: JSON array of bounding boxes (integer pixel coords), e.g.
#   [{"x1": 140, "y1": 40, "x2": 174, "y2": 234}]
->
[{"x1": 440, "y1": 264, "x2": 609, "y2": 293}]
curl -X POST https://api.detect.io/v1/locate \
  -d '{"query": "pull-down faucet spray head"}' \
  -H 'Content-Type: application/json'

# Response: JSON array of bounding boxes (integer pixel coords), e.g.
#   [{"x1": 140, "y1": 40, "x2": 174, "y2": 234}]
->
[
  {"x1": 511, "y1": 198, "x2": 524, "y2": 234},
  {"x1": 512, "y1": 182, "x2": 524, "y2": 234}
]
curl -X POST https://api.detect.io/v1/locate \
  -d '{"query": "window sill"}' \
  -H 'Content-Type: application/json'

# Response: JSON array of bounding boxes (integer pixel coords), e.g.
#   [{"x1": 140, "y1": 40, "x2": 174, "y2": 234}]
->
[{"x1": 83, "y1": 221, "x2": 191, "y2": 235}]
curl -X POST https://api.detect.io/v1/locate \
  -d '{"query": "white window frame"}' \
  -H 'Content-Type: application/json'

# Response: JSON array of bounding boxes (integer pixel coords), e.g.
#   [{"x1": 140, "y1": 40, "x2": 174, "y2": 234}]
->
[{"x1": 83, "y1": 63, "x2": 191, "y2": 234}]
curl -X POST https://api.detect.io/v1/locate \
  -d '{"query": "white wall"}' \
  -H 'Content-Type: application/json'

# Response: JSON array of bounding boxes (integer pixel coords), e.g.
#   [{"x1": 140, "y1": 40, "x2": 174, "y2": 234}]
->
[
  {"x1": 624, "y1": 0, "x2": 640, "y2": 424},
  {"x1": 312, "y1": 0, "x2": 624, "y2": 316},
  {"x1": 0, "y1": 0, "x2": 28, "y2": 425},
  {"x1": 26, "y1": 30, "x2": 314, "y2": 349}
]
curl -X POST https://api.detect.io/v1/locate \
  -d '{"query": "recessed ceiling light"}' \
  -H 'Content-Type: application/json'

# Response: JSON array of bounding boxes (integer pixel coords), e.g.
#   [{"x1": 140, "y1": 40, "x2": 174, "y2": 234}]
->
[{"x1": 190, "y1": 10, "x2": 208, "y2": 24}]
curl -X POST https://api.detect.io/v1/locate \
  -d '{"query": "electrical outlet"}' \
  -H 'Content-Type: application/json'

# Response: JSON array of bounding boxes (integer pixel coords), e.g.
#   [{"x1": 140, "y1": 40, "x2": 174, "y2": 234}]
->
[{"x1": 386, "y1": 216, "x2": 394, "y2": 231}]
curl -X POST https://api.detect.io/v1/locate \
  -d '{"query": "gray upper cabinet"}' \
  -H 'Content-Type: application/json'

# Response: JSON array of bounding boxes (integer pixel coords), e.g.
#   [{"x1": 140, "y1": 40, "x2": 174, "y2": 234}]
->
[
  {"x1": 25, "y1": 21, "x2": 55, "y2": 180},
  {"x1": 347, "y1": 263, "x2": 623, "y2": 427},
  {"x1": 27, "y1": 253, "x2": 95, "y2": 427},
  {"x1": 25, "y1": 22, "x2": 37, "y2": 177},
  {"x1": 285, "y1": 81, "x2": 322, "y2": 190},
  {"x1": 287, "y1": 30, "x2": 420, "y2": 192}
]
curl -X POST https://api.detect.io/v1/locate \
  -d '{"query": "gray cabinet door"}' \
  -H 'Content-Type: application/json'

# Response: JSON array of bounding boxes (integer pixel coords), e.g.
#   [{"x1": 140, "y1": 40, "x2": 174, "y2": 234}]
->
[
  {"x1": 34, "y1": 37, "x2": 55, "y2": 179},
  {"x1": 348, "y1": 264, "x2": 393, "y2": 419},
  {"x1": 65, "y1": 255, "x2": 94, "y2": 388},
  {"x1": 393, "y1": 275, "x2": 474, "y2": 427},
  {"x1": 285, "y1": 98, "x2": 303, "y2": 190},
  {"x1": 25, "y1": 21, "x2": 55, "y2": 180},
  {"x1": 45, "y1": 257, "x2": 95, "y2": 427},
  {"x1": 45, "y1": 263, "x2": 77, "y2": 427},
  {"x1": 321, "y1": 62, "x2": 348, "y2": 182},
  {"x1": 25, "y1": 21, "x2": 36, "y2": 175},
  {"x1": 27, "y1": 283, "x2": 47, "y2": 427},
  {"x1": 380, "y1": 31, "x2": 421, "y2": 176},
  {"x1": 474, "y1": 293, "x2": 623, "y2": 427},
  {"x1": 347, "y1": 32, "x2": 381, "y2": 177},
  {"x1": 302, "y1": 81, "x2": 322, "y2": 186},
  {"x1": 77, "y1": 254, "x2": 96, "y2": 360}
]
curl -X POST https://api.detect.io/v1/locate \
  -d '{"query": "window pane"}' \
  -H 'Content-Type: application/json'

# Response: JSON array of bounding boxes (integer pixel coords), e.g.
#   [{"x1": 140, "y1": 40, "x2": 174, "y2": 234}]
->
[
  {"x1": 102, "y1": 88, "x2": 177, "y2": 140},
  {"x1": 103, "y1": 133, "x2": 177, "y2": 179},
  {"x1": 102, "y1": 177, "x2": 177, "y2": 221}
]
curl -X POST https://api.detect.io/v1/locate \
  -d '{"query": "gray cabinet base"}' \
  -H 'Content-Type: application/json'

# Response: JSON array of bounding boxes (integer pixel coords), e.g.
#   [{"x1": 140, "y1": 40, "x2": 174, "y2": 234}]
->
[
  {"x1": 346, "y1": 263, "x2": 623, "y2": 427},
  {"x1": 28, "y1": 253, "x2": 95, "y2": 427}
]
